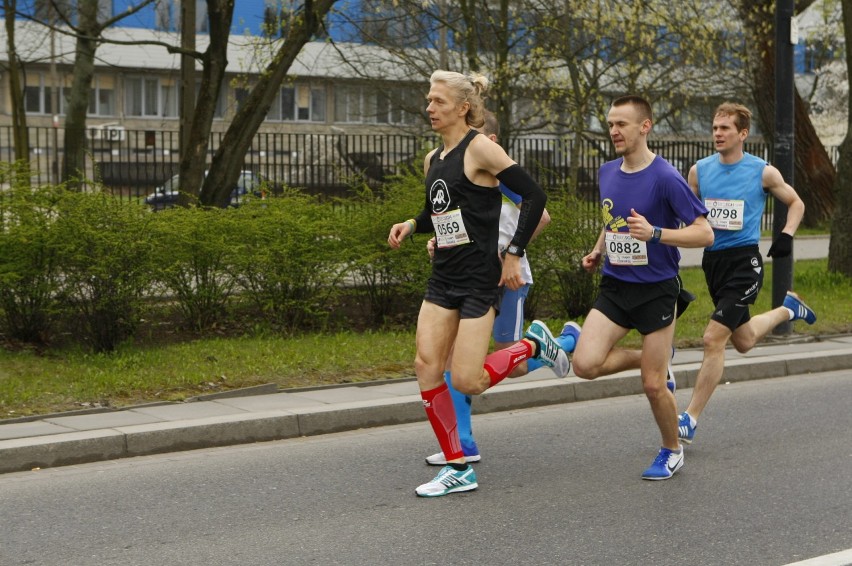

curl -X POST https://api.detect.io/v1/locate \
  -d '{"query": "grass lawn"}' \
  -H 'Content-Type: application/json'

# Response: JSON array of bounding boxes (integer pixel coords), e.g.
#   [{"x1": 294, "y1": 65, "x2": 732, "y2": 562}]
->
[{"x1": 1, "y1": 259, "x2": 849, "y2": 419}]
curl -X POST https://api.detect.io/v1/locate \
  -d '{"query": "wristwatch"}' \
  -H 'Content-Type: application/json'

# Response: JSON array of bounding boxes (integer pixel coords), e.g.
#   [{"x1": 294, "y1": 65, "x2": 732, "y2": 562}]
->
[{"x1": 505, "y1": 244, "x2": 525, "y2": 257}]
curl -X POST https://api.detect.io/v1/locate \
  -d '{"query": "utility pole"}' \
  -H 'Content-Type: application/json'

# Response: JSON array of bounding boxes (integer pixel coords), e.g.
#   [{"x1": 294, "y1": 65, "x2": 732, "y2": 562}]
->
[{"x1": 773, "y1": 0, "x2": 796, "y2": 335}]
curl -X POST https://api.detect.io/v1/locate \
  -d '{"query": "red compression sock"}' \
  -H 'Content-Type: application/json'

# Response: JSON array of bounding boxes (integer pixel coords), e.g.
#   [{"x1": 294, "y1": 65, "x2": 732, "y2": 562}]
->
[
  {"x1": 421, "y1": 383, "x2": 463, "y2": 462},
  {"x1": 483, "y1": 340, "x2": 534, "y2": 387}
]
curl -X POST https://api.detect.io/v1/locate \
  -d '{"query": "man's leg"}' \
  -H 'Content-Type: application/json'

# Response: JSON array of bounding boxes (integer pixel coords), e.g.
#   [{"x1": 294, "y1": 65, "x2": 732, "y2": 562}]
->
[
  {"x1": 641, "y1": 323, "x2": 680, "y2": 450},
  {"x1": 640, "y1": 322, "x2": 685, "y2": 481},
  {"x1": 729, "y1": 306, "x2": 793, "y2": 354},
  {"x1": 685, "y1": 319, "x2": 733, "y2": 421},
  {"x1": 572, "y1": 309, "x2": 634, "y2": 380},
  {"x1": 415, "y1": 302, "x2": 464, "y2": 464}
]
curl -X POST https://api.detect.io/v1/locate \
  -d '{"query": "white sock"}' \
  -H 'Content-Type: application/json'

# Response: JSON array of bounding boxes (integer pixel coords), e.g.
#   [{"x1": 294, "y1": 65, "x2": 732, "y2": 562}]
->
[
  {"x1": 785, "y1": 307, "x2": 796, "y2": 320},
  {"x1": 686, "y1": 412, "x2": 697, "y2": 428}
]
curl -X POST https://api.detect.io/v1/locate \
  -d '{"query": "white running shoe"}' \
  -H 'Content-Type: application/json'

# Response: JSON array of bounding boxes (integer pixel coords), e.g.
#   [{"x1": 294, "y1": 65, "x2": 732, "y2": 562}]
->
[
  {"x1": 415, "y1": 465, "x2": 478, "y2": 497},
  {"x1": 425, "y1": 451, "x2": 482, "y2": 466}
]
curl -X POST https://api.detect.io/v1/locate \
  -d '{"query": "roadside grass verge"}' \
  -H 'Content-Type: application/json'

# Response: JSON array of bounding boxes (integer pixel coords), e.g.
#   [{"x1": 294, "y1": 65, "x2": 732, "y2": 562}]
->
[{"x1": 1, "y1": 259, "x2": 849, "y2": 419}]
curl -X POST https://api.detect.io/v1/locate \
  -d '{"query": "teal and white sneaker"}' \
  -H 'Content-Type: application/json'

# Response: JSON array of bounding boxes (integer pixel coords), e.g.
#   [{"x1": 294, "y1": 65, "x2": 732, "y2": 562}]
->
[
  {"x1": 783, "y1": 291, "x2": 817, "y2": 324},
  {"x1": 415, "y1": 465, "x2": 478, "y2": 497},
  {"x1": 525, "y1": 320, "x2": 571, "y2": 378},
  {"x1": 678, "y1": 412, "x2": 696, "y2": 444},
  {"x1": 641, "y1": 447, "x2": 684, "y2": 480}
]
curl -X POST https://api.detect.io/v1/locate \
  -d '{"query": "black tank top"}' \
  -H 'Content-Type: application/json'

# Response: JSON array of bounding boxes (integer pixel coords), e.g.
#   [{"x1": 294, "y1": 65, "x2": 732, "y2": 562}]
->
[{"x1": 425, "y1": 129, "x2": 502, "y2": 289}]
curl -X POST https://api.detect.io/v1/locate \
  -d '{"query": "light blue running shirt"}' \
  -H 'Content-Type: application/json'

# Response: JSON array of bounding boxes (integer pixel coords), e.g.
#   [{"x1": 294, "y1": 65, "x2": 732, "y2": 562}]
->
[{"x1": 695, "y1": 152, "x2": 767, "y2": 251}]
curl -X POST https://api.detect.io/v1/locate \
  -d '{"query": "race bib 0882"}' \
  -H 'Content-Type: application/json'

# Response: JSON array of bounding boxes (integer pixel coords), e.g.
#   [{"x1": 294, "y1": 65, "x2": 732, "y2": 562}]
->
[{"x1": 604, "y1": 231, "x2": 648, "y2": 266}]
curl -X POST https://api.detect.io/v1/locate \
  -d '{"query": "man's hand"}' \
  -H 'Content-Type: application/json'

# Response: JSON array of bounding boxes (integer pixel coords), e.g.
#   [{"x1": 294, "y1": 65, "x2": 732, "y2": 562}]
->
[
  {"x1": 426, "y1": 237, "x2": 436, "y2": 261},
  {"x1": 499, "y1": 253, "x2": 523, "y2": 290},
  {"x1": 767, "y1": 233, "x2": 793, "y2": 258},
  {"x1": 626, "y1": 208, "x2": 653, "y2": 241},
  {"x1": 387, "y1": 222, "x2": 412, "y2": 249},
  {"x1": 582, "y1": 250, "x2": 602, "y2": 273}
]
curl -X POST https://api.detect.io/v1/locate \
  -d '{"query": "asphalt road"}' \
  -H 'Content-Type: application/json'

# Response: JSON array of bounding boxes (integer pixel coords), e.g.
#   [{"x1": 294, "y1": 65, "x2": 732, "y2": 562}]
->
[{"x1": 1, "y1": 370, "x2": 850, "y2": 566}]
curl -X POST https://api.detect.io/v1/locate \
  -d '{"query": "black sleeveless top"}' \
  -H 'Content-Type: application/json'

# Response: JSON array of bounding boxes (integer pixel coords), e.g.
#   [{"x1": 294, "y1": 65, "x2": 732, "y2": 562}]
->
[{"x1": 425, "y1": 129, "x2": 502, "y2": 290}]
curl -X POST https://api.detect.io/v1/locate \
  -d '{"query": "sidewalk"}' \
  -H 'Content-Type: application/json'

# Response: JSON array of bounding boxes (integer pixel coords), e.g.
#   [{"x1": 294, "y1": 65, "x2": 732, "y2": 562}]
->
[
  {"x1": 0, "y1": 236, "x2": 835, "y2": 474},
  {"x1": 2, "y1": 331, "x2": 850, "y2": 475}
]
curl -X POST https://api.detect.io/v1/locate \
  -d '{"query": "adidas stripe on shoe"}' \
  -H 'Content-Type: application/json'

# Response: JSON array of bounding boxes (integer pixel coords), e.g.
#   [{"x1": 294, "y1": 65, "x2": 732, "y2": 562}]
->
[
  {"x1": 415, "y1": 465, "x2": 478, "y2": 497},
  {"x1": 525, "y1": 320, "x2": 571, "y2": 378}
]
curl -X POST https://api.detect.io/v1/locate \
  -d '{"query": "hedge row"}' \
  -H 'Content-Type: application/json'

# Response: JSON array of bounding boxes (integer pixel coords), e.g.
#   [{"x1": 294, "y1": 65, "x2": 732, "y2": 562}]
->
[{"x1": 0, "y1": 162, "x2": 600, "y2": 352}]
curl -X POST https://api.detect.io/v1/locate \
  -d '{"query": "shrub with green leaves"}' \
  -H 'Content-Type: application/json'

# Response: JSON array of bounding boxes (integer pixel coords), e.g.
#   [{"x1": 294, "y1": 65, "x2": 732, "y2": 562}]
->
[
  {"x1": 0, "y1": 162, "x2": 65, "y2": 343},
  {"x1": 527, "y1": 193, "x2": 601, "y2": 319},
  {"x1": 52, "y1": 190, "x2": 156, "y2": 352},
  {"x1": 149, "y1": 207, "x2": 240, "y2": 330},
  {"x1": 342, "y1": 168, "x2": 432, "y2": 327},
  {"x1": 230, "y1": 191, "x2": 346, "y2": 332}
]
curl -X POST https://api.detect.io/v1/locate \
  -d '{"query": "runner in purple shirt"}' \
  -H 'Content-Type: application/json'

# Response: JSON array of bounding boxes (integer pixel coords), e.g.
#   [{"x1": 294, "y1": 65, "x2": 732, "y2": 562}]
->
[{"x1": 571, "y1": 95, "x2": 714, "y2": 481}]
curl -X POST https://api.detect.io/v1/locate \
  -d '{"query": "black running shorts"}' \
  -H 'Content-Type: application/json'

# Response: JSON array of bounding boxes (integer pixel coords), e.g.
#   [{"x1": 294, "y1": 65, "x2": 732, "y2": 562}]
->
[
  {"x1": 702, "y1": 245, "x2": 763, "y2": 331},
  {"x1": 424, "y1": 278, "x2": 503, "y2": 319},
  {"x1": 593, "y1": 275, "x2": 680, "y2": 335}
]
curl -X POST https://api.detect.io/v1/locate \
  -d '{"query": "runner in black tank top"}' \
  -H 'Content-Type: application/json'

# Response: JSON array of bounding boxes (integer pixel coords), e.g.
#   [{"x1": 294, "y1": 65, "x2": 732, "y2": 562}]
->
[
  {"x1": 387, "y1": 70, "x2": 567, "y2": 497},
  {"x1": 425, "y1": 129, "x2": 502, "y2": 290}
]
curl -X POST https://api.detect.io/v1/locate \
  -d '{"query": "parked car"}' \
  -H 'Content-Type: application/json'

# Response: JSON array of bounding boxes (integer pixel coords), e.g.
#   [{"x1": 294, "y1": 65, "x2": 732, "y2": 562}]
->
[{"x1": 144, "y1": 170, "x2": 266, "y2": 211}]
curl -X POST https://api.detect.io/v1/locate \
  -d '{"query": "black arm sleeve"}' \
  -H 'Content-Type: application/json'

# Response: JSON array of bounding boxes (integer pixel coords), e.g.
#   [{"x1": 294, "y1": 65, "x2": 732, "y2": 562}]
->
[
  {"x1": 496, "y1": 164, "x2": 547, "y2": 250},
  {"x1": 413, "y1": 208, "x2": 432, "y2": 234}
]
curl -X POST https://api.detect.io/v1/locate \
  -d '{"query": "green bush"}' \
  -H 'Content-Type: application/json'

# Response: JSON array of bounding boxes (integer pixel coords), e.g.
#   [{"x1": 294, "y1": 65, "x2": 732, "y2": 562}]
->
[
  {"x1": 149, "y1": 207, "x2": 240, "y2": 330},
  {"x1": 230, "y1": 191, "x2": 347, "y2": 332},
  {"x1": 343, "y1": 169, "x2": 432, "y2": 327},
  {"x1": 0, "y1": 163, "x2": 65, "y2": 343},
  {"x1": 53, "y1": 190, "x2": 156, "y2": 352},
  {"x1": 527, "y1": 192, "x2": 601, "y2": 319}
]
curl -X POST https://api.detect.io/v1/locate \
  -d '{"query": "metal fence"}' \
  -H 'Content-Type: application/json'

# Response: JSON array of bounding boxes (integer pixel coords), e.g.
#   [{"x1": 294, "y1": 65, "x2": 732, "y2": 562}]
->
[{"x1": 2, "y1": 125, "x2": 836, "y2": 229}]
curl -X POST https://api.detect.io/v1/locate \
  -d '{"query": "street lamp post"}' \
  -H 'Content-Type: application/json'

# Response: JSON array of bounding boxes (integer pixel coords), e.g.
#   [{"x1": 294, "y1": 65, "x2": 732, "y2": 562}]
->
[{"x1": 773, "y1": 0, "x2": 796, "y2": 335}]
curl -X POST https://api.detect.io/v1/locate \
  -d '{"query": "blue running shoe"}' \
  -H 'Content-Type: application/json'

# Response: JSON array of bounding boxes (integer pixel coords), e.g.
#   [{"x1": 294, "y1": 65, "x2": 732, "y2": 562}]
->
[
  {"x1": 559, "y1": 321, "x2": 581, "y2": 353},
  {"x1": 415, "y1": 465, "x2": 478, "y2": 497},
  {"x1": 525, "y1": 320, "x2": 570, "y2": 378},
  {"x1": 678, "y1": 412, "x2": 696, "y2": 444},
  {"x1": 783, "y1": 291, "x2": 817, "y2": 324},
  {"x1": 641, "y1": 447, "x2": 684, "y2": 480},
  {"x1": 667, "y1": 346, "x2": 676, "y2": 394}
]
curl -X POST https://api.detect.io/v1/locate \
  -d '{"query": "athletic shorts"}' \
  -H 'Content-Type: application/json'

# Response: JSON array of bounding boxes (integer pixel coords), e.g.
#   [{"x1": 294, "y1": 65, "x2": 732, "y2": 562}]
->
[
  {"x1": 424, "y1": 278, "x2": 503, "y2": 320},
  {"x1": 702, "y1": 245, "x2": 763, "y2": 331},
  {"x1": 593, "y1": 275, "x2": 681, "y2": 335},
  {"x1": 492, "y1": 284, "x2": 530, "y2": 343}
]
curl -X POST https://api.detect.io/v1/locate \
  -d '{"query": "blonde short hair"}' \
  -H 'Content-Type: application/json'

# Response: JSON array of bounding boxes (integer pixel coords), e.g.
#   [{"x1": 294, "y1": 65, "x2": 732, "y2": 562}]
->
[{"x1": 429, "y1": 70, "x2": 489, "y2": 129}]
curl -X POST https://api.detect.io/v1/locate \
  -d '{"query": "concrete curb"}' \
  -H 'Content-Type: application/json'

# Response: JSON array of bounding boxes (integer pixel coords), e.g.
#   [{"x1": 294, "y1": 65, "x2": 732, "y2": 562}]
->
[{"x1": 2, "y1": 346, "x2": 850, "y2": 475}]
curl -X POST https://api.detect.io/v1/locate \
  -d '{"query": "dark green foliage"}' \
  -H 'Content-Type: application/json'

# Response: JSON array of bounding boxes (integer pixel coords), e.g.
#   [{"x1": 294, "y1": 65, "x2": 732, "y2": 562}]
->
[
  {"x1": 527, "y1": 192, "x2": 601, "y2": 319},
  {"x1": 148, "y1": 207, "x2": 241, "y2": 331},
  {"x1": 229, "y1": 190, "x2": 347, "y2": 332},
  {"x1": 0, "y1": 162, "x2": 64, "y2": 343},
  {"x1": 52, "y1": 190, "x2": 156, "y2": 352},
  {"x1": 343, "y1": 169, "x2": 432, "y2": 327}
]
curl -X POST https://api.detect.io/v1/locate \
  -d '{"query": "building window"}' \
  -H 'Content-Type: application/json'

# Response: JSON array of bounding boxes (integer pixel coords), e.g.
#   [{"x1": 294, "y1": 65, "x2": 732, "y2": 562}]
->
[
  {"x1": 24, "y1": 74, "x2": 61, "y2": 115},
  {"x1": 155, "y1": 0, "x2": 207, "y2": 32},
  {"x1": 88, "y1": 76, "x2": 116, "y2": 116},
  {"x1": 269, "y1": 85, "x2": 325, "y2": 122},
  {"x1": 335, "y1": 85, "x2": 418, "y2": 125},
  {"x1": 125, "y1": 77, "x2": 179, "y2": 117}
]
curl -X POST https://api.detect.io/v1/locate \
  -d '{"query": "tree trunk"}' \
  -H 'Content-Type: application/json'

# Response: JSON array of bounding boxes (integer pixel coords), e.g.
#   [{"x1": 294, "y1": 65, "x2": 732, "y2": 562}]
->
[
  {"x1": 739, "y1": 0, "x2": 835, "y2": 228},
  {"x1": 62, "y1": 0, "x2": 100, "y2": 188},
  {"x1": 827, "y1": 0, "x2": 852, "y2": 276},
  {"x1": 4, "y1": 0, "x2": 29, "y2": 167},
  {"x1": 175, "y1": 0, "x2": 234, "y2": 208},
  {"x1": 201, "y1": 0, "x2": 337, "y2": 208}
]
